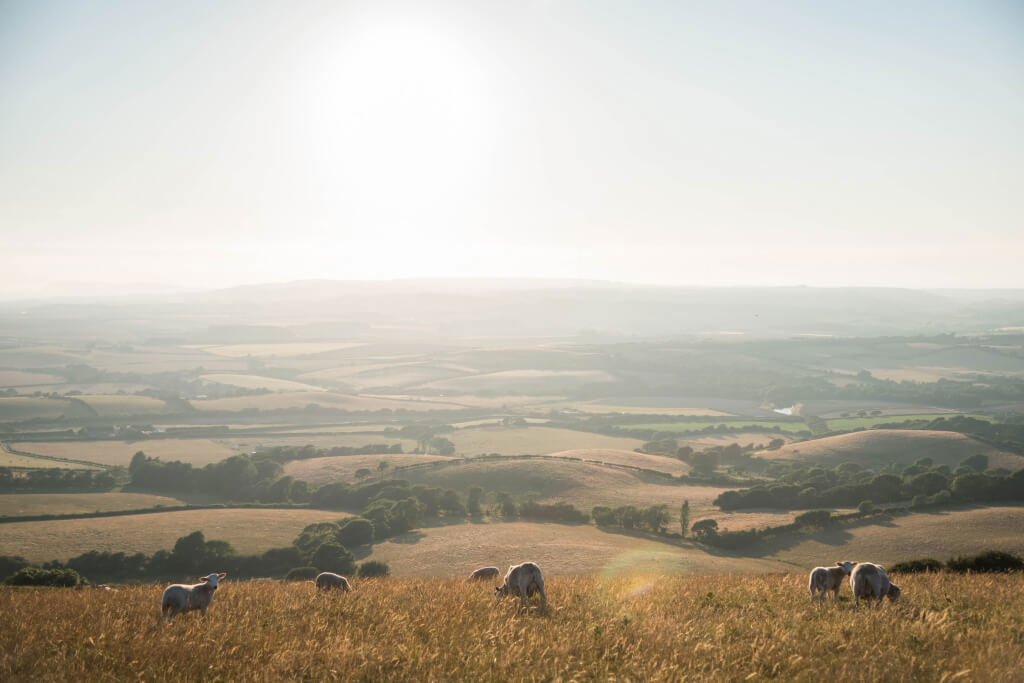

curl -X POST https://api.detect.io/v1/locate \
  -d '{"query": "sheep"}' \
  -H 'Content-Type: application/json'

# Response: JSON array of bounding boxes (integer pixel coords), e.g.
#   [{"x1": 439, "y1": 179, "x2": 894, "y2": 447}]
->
[
  {"x1": 850, "y1": 563, "x2": 901, "y2": 607},
  {"x1": 161, "y1": 572, "x2": 226, "y2": 622},
  {"x1": 468, "y1": 566, "x2": 500, "y2": 582},
  {"x1": 495, "y1": 561, "x2": 545, "y2": 610},
  {"x1": 808, "y1": 561, "x2": 857, "y2": 604},
  {"x1": 315, "y1": 572, "x2": 352, "y2": 592}
]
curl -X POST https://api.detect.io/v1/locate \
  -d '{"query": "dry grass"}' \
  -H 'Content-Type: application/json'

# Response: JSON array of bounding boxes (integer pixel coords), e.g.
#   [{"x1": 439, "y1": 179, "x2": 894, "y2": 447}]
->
[
  {"x1": 769, "y1": 505, "x2": 1024, "y2": 568},
  {"x1": 399, "y1": 458, "x2": 730, "y2": 514},
  {"x1": 0, "y1": 451, "x2": 89, "y2": 469},
  {"x1": 0, "y1": 492, "x2": 194, "y2": 517},
  {"x1": 0, "y1": 370, "x2": 63, "y2": 387},
  {"x1": 1, "y1": 573, "x2": 1022, "y2": 681},
  {"x1": 759, "y1": 429, "x2": 1024, "y2": 470},
  {"x1": 11, "y1": 439, "x2": 240, "y2": 467},
  {"x1": 362, "y1": 522, "x2": 785, "y2": 576},
  {"x1": 284, "y1": 453, "x2": 451, "y2": 485},
  {"x1": 0, "y1": 509, "x2": 349, "y2": 562},
  {"x1": 547, "y1": 448, "x2": 691, "y2": 475},
  {"x1": 449, "y1": 426, "x2": 644, "y2": 456}
]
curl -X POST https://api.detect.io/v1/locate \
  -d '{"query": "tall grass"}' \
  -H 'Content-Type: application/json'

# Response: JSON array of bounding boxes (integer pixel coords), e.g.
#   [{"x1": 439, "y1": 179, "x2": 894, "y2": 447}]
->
[{"x1": 2, "y1": 573, "x2": 1022, "y2": 680}]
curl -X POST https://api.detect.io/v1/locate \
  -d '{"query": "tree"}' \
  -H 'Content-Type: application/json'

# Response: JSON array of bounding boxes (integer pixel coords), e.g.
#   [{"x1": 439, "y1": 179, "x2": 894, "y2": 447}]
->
[
  {"x1": 429, "y1": 437, "x2": 456, "y2": 456},
  {"x1": 960, "y1": 454, "x2": 989, "y2": 473},
  {"x1": 905, "y1": 471, "x2": 948, "y2": 498},
  {"x1": 377, "y1": 461, "x2": 390, "y2": 481},
  {"x1": 691, "y1": 519, "x2": 719, "y2": 541},
  {"x1": 357, "y1": 560, "x2": 391, "y2": 578},
  {"x1": 355, "y1": 468, "x2": 373, "y2": 482},
  {"x1": 310, "y1": 542, "x2": 355, "y2": 575},
  {"x1": 690, "y1": 451, "x2": 719, "y2": 476},
  {"x1": 467, "y1": 486, "x2": 483, "y2": 517},
  {"x1": 640, "y1": 505, "x2": 670, "y2": 533},
  {"x1": 294, "y1": 522, "x2": 342, "y2": 558},
  {"x1": 679, "y1": 500, "x2": 690, "y2": 537},
  {"x1": 337, "y1": 518, "x2": 375, "y2": 547}
]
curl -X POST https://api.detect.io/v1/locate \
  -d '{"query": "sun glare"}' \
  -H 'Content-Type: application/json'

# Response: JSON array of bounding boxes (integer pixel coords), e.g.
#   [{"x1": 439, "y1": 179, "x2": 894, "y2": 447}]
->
[{"x1": 297, "y1": 11, "x2": 497, "y2": 248}]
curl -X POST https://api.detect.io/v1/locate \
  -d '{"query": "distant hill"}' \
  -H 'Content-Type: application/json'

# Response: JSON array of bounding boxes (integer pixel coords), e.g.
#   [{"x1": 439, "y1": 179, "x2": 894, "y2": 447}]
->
[{"x1": 758, "y1": 429, "x2": 1024, "y2": 470}]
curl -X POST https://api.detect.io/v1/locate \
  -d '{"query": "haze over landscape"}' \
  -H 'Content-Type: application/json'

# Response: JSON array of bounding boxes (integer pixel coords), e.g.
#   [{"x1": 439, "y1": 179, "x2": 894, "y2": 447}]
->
[{"x1": 2, "y1": 2, "x2": 1024, "y2": 680}]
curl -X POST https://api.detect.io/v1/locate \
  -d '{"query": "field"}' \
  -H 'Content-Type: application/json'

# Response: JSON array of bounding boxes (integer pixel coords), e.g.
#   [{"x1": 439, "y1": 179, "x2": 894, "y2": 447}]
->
[
  {"x1": 398, "y1": 458, "x2": 730, "y2": 513},
  {"x1": 546, "y1": 448, "x2": 691, "y2": 475},
  {"x1": 2, "y1": 574, "x2": 1023, "y2": 681},
  {"x1": 190, "y1": 391, "x2": 458, "y2": 413},
  {"x1": 769, "y1": 505, "x2": 1024, "y2": 568},
  {"x1": 0, "y1": 397, "x2": 71, "y2": 421},
  {"x1": 0, "y1": 449, "x2": 90, "y2": 469},
  {"x1": 74, "y1": 395, "x2": 169, "y2": 417},
  {"x1": 284, "y1": 453, "x2": 452, "y2": 484},
  {"x1": 0, "y1": 509, "x2": 348, "y2": 562},
  {"x1": 448, "y1": 426, "x2": 644, "y2": 456},
  {"x1": 759, "y1": 429, "x2": 1024, "y2": 470},
  {"x1": 10, "y1": 439, "x2": 241, "y2": 467},
  {"x1": 363, "y1": 521, "x2": 785, "y2": 576},
  {"x1": 0, "y1": 492, "x2": 196, "y2": 517},
  {"x1": 823, "y1": 413, "x2": 993, "y2": 432},
  {"x1": 199, "y1": 373, "x2": 327, "y2": 392},
  {"x1": 624, "y1": 420, "x2": 808, "y2": 434}
]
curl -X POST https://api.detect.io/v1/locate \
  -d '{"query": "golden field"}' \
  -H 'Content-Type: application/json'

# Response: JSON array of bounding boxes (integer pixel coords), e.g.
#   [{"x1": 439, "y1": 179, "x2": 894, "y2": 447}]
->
[{"x1": 1, "y1": 573, "x2": 1022, "y2": 681}]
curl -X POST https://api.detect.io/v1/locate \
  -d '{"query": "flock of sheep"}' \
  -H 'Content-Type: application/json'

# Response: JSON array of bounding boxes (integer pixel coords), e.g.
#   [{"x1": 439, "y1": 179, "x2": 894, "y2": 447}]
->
[
  {"x1": 809, "y1": 561, "x2": 901, "y2": 606},
  {"x1": 160, "y1": 559, "x2": 897, "y2": 622}
]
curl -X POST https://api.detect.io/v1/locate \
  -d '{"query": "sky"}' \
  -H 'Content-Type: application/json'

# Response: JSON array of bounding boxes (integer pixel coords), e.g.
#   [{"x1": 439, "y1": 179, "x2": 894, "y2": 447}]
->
[{"x1": 1, "y1": 0, "x2": 1022, "y2": 295}]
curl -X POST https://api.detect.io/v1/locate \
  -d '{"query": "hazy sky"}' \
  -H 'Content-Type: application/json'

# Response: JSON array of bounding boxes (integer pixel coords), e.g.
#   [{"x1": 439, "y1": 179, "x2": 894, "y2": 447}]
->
[{"x1": 2, "y1": 0, "x2": 1022, "y2": 294}]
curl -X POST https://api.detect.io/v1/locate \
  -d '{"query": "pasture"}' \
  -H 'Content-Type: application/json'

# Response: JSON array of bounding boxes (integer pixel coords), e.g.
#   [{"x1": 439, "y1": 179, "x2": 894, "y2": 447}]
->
[
  {"x1": 823, "y1": 413, "x2": 993, "y2": 432},
  {"x1": 284, "y1": 453, "x2": 452, "y2": 485},
  {"x1": 10, "y1": 439, "x2": 240, "y2": 468},
  {"x1": 624, "y1": 420, "x2": 808, "y2": 434},
  {"x1": 0, "y1": 508, "x2": 348, "y2": 562},
  {"x1": 199, "y1": 373, "x2": 326, "y2": 392},
  {"x1": 448, "y1": 426, "x2": 644, "y2": 456},
  {"x1": 0, "y1": 397, "x2": 71, "y2": 421},
  {"x1": 0, "y1": 492, "x2": 195, "y2": 517},
  {"x1": 72, "y1": 395, "x2": 169, "y2": 417},
  {"x1": 397, "y1": 458, "x2": 730, "y2": 514},
  {"x1": 758, "y1": 429, "x2": 1024, "y2": 470},
  {"x1": 2, "y1": 574, "x2": 1022, "y2": 681},
  {"x1": 190, "y1": 391, "x2": 458, "y2": 413},
  {"x1": 199, "y1": 342, "x2": 365, "y2": 357}
]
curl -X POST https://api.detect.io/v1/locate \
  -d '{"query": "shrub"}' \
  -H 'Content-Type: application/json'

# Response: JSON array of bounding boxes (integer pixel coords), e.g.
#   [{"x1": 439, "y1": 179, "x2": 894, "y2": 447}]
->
[
  {"x1": 357, "y1": 561, "x2": 390, "y2": 578},
  {"x1": 4, "y1": 567, "x2": 85, "y2": 587},
  {"x1": 857, "y1": 500, "x2": 875, "y2": 514},
  {"x1": 947, "y1": 550, "x2": 1024, "y2": 573},
  {"x1": 794, "y1": 510, "x2": 834, "y2": 528},
  {"x1": 284, "y1": 566, "x2": 319, "y2": 581},
  {"x1": 889, "y1": 558, "x2": 944, "y2": 573}
]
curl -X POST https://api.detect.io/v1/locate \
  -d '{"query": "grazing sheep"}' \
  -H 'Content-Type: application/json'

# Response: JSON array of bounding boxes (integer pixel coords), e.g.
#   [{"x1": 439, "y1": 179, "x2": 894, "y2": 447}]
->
[
  {"x1": 315, "y1": 572, "x2": 352, "y2": 592},
  {"x1": 495, "y1": 562, "x2": 546, "y2": 609},
  {"x1": 808, "y1": 561, "x2": 857, "y2": 604},
  {"x1": 850, "y1": 563, "x2": 901, "y2": 607},
  {"x1": 468, "y1": 566, "x2": 500, "y2": 582},
  {"x1": 161, "y1": 572, "x2": 226, "y2": 622}
]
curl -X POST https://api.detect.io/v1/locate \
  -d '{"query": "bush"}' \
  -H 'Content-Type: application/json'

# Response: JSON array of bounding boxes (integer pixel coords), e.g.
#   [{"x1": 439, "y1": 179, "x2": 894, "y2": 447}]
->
[
  {"x1": 857, "y1": 500, "x2": 875, "y2": 514},
  {"x1": 284, "y1": 566, "x2": 319, "y2": 581},
  {"x1": 794, "y1": 510, "x2": 834, "y2": 527},
  {"x1": 947, "y1": 550, "x2": 1024, "y2": 573},
  {"x1": 889, "y1": 558, "x2": 944, "y2": 573},
  {"x1": 357, "y1": 561, "x2": 390, "y2": 578},
  {"x1": 4, "y1": 567, "x2": 85, "y2": 587}
]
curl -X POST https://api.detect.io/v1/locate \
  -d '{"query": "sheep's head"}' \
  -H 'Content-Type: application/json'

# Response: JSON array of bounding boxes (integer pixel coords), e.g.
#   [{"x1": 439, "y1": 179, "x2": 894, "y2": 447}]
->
[
  {"x1": 494, "y1": 585, "x2": 509, "y2": 600},
  {"x1": 836, "y1": 561, "x2": 857, "y2": 574},
  {"x1": 887, "y1": 584, "x2": 901, "y2": 603},
  {"x1": 199, "y1": 572, "x2": 227, "y2": 588}
]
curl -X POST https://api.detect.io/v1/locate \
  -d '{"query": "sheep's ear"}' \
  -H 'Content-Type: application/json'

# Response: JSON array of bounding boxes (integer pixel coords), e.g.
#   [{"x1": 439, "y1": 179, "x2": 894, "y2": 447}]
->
[
  {"x1": 836, "y1": 562, "x2": 843, "y2": 567},
  {"x1": 199, "y1": 576, "x2": 209, "y2": 582},
  {"x1": 851, "y1": 562, "x2": 858, "y2": 566},
  {"x1": 218, "y1": 573, "x2": 227, "y2": 579}
]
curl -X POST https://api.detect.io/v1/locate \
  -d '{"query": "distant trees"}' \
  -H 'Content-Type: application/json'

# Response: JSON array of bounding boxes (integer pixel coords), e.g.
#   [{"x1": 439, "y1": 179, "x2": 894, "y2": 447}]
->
[{"x1": 680, "y1": 500, "x2": 690, "y2": 537}]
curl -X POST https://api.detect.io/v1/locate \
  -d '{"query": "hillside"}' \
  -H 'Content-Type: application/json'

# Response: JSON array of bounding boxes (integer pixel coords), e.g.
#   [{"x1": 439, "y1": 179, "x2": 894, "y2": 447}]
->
[
  {"x1": 758, "y1": 429, "x2": 1024, "y2": 470},
  {"x1": 2, "y1": 574, "x2": 1022, "y2": 680}
]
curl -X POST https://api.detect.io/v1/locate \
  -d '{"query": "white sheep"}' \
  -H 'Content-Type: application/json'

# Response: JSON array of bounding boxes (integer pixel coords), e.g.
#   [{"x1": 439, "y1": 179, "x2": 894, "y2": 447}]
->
[
  {"x1": 495, "y1": 562, "x2": 546, "y2": 609},
  {"x1": 468, "y1": 566, "x2": 500, "y2": 581},
  {"x1": 315, "y1": 572, "x2": 351, "y2": 592},
  {"x1": 808, "y1": 561, "x2": 857, "y2": 604},
  {"x1": 161, "y1": 572, "x2": 226, "y2": 622},
  {"x1": 850, "y1": 563, "x2": 901, "y2": 607}
]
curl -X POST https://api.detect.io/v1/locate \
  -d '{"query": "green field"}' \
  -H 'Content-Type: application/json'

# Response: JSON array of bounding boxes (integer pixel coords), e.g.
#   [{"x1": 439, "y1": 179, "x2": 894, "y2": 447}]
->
[
  {"x1": 623, "y1": 420, "x2": 808, "y2": 434},
  {"x1": 823, "y1": 413, "x2": 994, "y2": 432}
]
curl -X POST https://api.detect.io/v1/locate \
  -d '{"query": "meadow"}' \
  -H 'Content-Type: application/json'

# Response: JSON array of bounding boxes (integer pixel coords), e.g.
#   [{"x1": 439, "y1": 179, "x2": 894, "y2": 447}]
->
[
  {"x1": 0, "y1": 509, "x2": 350, "y2": 562},
  {"x1": 624, "y1": 420, "x2": 809, "y2": 434},
  {"x1": 822, "y1": 413, "x2": 993, "y2": 432},
  {"x1": 10, "y1": 439, "x2": 241, "y2": 468},
  {"x1": 759, "y1": 429, "x2": 1024, "y2": 470},
  {"x1": 0, "y1": 492, "x2": 196, "y2": 517},
  {"x1": 448, "y1": 425, "x2": 644, "y2": 456},
  {"x1": 2, "y1": 573, "x2": 1022, "y2": 681}
]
